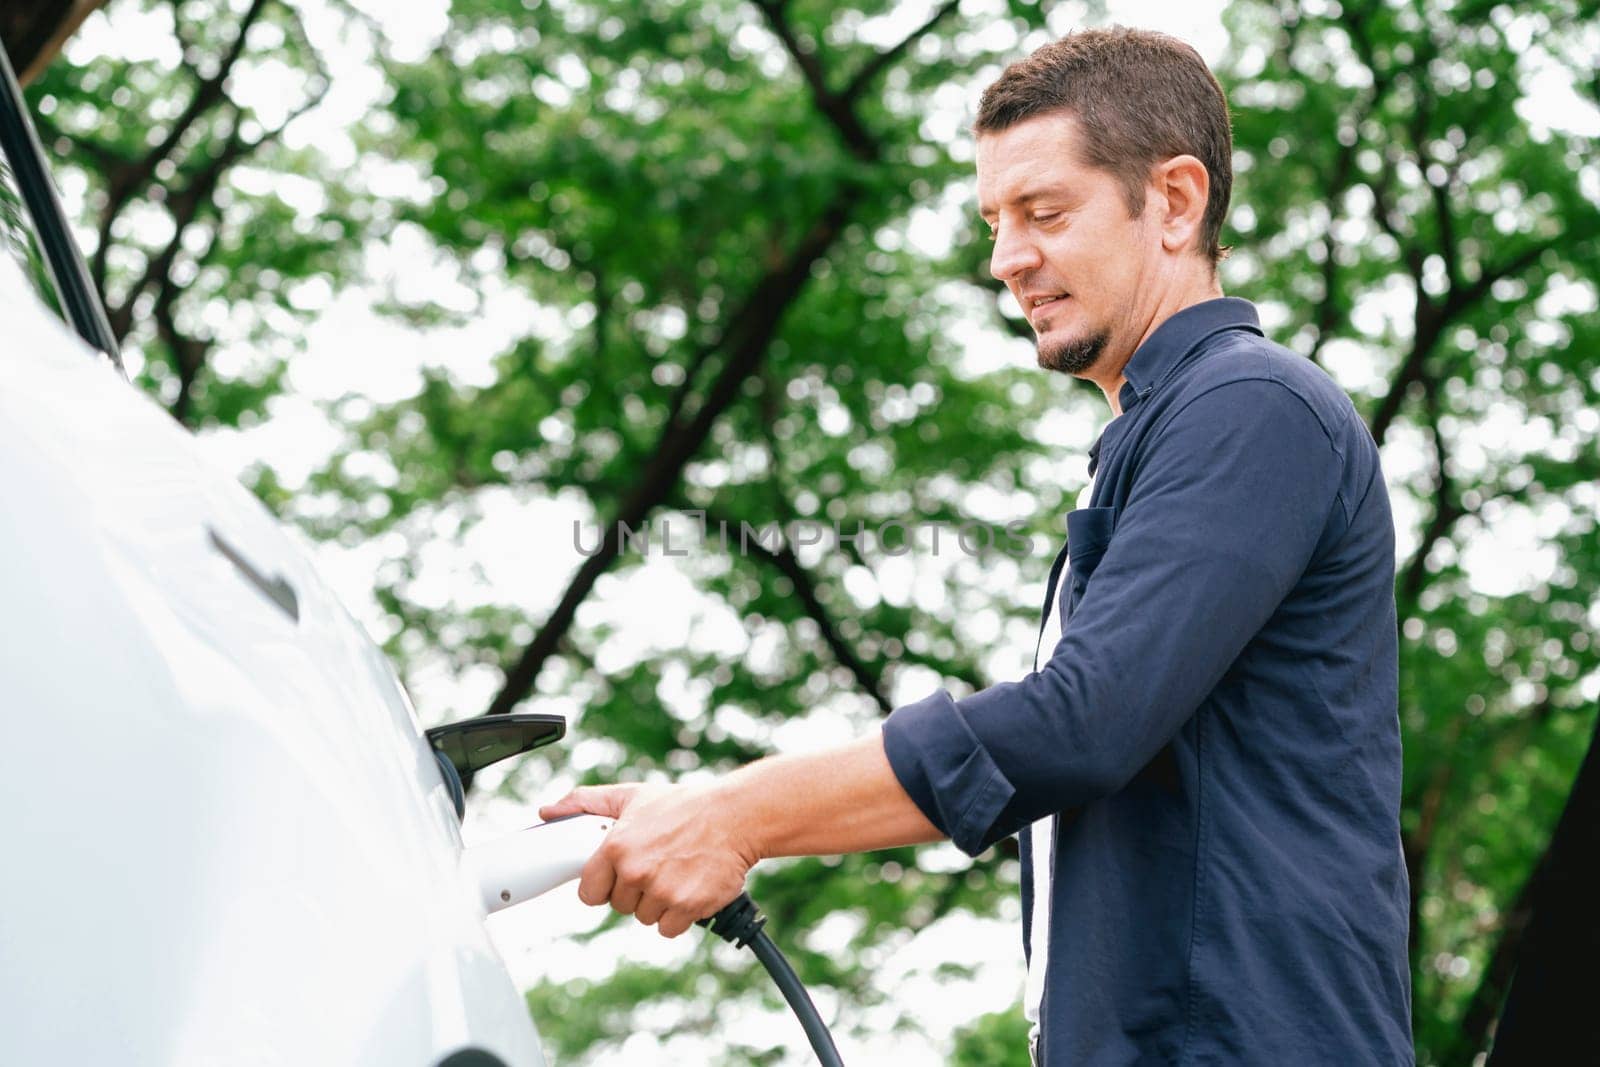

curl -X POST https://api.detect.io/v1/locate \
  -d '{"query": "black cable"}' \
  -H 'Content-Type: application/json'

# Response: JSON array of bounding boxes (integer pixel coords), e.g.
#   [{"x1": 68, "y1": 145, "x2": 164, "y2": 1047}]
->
[{"x1": 699, "y1": 893, "x2": 845, "y2": 1067}]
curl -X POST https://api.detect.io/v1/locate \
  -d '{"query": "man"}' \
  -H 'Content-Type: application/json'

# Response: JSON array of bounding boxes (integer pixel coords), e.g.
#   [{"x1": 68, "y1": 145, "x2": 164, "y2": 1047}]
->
[{"x1": 539, "y1": 27, "x2": 1413, "y2": 1064}]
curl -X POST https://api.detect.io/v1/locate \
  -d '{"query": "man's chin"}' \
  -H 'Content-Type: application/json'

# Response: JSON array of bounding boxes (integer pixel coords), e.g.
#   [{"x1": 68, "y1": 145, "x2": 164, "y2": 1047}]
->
[{"x1": 1037, "y1": 328, "x2": 1109, "y2": 376}]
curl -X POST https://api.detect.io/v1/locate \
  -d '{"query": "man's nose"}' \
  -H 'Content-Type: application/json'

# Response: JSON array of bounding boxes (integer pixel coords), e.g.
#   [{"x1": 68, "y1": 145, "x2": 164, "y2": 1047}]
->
[{"x1": 989, "y1": 224, "x2": 1042, "y2": 283}]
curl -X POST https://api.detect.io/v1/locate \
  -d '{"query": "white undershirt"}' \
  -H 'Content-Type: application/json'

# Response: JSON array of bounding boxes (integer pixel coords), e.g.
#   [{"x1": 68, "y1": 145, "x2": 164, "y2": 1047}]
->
[{"x1": 1024, "y1": 476, "x2": 1097, "y2": 1056}]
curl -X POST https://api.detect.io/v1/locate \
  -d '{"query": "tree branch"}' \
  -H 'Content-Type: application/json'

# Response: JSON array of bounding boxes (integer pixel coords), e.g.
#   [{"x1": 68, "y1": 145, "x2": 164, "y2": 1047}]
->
[
  {"x1": 31, "y1": 113, "x2": 131, "y2": 175},
  {"x1": 106, "y1": 118, "x2": 249, "y2": 341},
  {"x1": 1412, "y1": 696, "x2": 1560, "y2": 1050},
  {"x1": 1368, "y1": 237, "x2": 1547, "y2": 448},
  {"x1": 660, "y1": 340, "x2": 720, "y2": 440},
  {"x1": 1443, "y1": 242, "x2": 1544, "y2": 319},
  {"x1": 841, "y1": 0, "x2": 961, "y2": 104},
  {"x1": 151, "y1": 0, "x2": 269, "y2": 170},
  {"x1": 480, "y1": 0, "x2": 979, "y2": 719},
  {"x1": 1365, "y1": 262, "x2": 1436, "y2": 448},
  {"x1": 1397, "y1": 372, "x2": 1465, "y2": 610},
  {"x1": 90, "y1": 0, "x2": 271, "y2": 292},
  {"x1": 1403, "y1": 769, "x2": 1452, "y2": 955},
  {"x1": 898, "y1": 646, "x2": 985, "y2": 693},
  {"x1": 106, "y1": 70, "x2": 325, "y2": 344},
  {"x1": 153, "y1": 268, "x2": 209, "y2": 425},
  {"x1": 751, "y1": 0, "x2": 877, "y2": 161},
  {"x1": 752, "y1": 0, "x2": 962, "y2": 161},
  {"x1": 1428, "y1": 165, "x2": 1460, "y2": 292},
  {"x1": 726, "y1": 517, "x2": 894, "y2": 714},
  {"x1": 1302, "y1": 6, "x2": 1400, "y2": 365},
  {"x1": 1451, "y1": 846, "x2": 1542, "y2": 1061},
  {"x1": 1365, "y1": 152, "x2": 1427, "y2": 279},
  {"x1": 1481, "y1": 706, "x2": 1600, "y2": 1063},
  {"x1": 484, "y1": 190, "x2": 863, "y2": 718},
  {"x1": 1401, "y1": 705, "x2": 1470, "y2": 967}
]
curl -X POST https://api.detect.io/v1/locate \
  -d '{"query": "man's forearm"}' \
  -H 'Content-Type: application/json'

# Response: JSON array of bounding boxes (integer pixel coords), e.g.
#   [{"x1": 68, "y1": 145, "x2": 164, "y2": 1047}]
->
[{"x1": 715, "y1": 731, "x2": 945, "y2": 860}]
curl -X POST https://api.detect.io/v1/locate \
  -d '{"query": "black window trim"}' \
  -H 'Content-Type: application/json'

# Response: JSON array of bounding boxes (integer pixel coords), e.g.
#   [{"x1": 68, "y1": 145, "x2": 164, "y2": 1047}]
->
[{"x1": 0, "y1": 39, "x2": 121, "y2": 369}]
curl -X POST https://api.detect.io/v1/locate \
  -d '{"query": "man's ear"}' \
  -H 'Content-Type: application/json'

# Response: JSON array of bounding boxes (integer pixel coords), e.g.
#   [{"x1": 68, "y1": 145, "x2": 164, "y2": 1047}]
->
[{"x1": 1152, "y1": 155, "x2": 1210, "y2": 258}]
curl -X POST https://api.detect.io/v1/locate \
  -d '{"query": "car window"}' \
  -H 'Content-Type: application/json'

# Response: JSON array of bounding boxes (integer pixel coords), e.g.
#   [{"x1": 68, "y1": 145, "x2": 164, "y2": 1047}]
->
[{"x1": 0, "y1": 152, "x2": 64, "y2": 316}]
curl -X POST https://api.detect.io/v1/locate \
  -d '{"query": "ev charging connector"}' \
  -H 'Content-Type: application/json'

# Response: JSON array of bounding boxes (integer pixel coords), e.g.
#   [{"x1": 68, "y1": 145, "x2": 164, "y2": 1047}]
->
[{"x1": 466, "y1": 813, "x2": 845, "y2": 1065}]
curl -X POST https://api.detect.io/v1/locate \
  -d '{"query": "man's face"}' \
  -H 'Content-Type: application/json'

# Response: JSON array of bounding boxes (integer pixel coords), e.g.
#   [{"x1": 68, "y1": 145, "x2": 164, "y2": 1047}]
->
[{"x1": 977, "y1": 112, "x2": 1158, "y2": 378}]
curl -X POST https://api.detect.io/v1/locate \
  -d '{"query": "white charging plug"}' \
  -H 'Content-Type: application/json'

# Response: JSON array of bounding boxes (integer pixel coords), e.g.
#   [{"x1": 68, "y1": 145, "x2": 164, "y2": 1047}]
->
[{"x1": 465, "y1": 814, "x2": 614, "y2": 914}]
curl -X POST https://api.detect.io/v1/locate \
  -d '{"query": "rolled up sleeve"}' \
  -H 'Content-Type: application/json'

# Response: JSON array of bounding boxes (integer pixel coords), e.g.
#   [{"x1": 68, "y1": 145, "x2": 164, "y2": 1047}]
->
[
  {"x1": 882, "y1": 378, "x2": 1348, "y2": 855},
  {"x1": 881, "y1": 689, "x2": 1018, "y2": 855}
]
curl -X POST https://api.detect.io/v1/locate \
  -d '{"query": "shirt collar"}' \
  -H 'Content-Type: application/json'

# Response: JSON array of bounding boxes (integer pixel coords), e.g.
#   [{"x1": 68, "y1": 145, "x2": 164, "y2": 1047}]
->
[{"x1": 1116, "y1": 297, "x2": 1263, "y2": 412}]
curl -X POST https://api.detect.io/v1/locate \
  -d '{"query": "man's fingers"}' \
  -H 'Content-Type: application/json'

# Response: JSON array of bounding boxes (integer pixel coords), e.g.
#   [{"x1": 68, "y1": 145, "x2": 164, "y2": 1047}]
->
[
  {"x1": 657, "y1": 910, "x2": 695, "y2": 939},
  {"x1": 539, "y1": 783, "x2": 637, "y2": 821},
  {"x1": 634, "y1": 897, "x2": 667, "y2": 927},
  {"x1": 611, "y1": 882, "x2": 642, "y2": 917},
  {"x1": 575, "y1": 850, "x2": 617, "y2": 908},
  {"x1": 548, "y1": 779, "x2": 753, "y2": 939}
]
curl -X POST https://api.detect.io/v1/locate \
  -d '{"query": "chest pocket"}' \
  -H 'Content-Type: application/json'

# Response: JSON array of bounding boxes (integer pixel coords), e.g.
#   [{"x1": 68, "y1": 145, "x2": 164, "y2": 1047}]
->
[{"x1": 1065, "y1": 506, "x2": 1116, "y2": 610}]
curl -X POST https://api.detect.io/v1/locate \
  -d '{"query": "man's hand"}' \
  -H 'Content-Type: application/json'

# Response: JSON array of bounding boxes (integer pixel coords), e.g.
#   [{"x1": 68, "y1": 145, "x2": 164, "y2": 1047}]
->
[
  {"x1": 537, "y1": 734, "x2": 940, "y2": 936},
  {"x1": 538, "y1": 780, "x2": 758, "y2": 938}
]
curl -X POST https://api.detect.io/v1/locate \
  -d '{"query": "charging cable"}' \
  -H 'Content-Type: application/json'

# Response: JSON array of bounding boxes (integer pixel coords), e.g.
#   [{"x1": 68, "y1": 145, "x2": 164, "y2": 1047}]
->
[
  {"x1": 699, "y1": 894, "x2": 845, "y2": 1067},
  {"x1": 466, "y1": 817, "x2": 845, "y2": 1064}
]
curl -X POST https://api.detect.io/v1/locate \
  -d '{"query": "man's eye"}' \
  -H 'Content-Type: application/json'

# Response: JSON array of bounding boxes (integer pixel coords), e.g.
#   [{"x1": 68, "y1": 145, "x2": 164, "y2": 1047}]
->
[{"x1": 1034, "y1": 211, "x2": 1062, "y2": 225}]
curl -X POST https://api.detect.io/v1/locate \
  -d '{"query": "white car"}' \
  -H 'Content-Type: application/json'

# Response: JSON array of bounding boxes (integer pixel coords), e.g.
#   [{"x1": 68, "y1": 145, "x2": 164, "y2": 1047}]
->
[{"x1": 0, "y1": 42, "x2": 558, "y2": 1067}]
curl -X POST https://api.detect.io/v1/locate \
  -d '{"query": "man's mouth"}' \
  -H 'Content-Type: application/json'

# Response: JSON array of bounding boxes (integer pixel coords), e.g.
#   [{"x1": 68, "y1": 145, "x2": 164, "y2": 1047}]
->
[{"x1": 1028, "y1": 293, "x2": 1068, "y2": 323}]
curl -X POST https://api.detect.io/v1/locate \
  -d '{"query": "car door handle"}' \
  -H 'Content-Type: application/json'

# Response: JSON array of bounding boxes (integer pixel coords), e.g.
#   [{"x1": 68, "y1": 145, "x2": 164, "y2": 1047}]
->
[{"x1": 207, "y1": 525, "x2": 299, "y2": 623}]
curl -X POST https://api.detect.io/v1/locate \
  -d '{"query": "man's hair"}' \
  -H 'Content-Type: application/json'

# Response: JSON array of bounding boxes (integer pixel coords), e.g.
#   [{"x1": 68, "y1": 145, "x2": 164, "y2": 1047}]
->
[{"x1": 975, "y1": 26, "x2": 1233, "y2": 265}]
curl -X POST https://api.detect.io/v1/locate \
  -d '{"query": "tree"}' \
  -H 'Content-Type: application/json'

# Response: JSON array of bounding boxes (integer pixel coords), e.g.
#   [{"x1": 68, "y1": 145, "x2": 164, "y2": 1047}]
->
[
  {"x1": 302, "y1": 0, "x2": 1080, "y2": 1059},
  {"x1": 25, "y1": 0, "x2": 361, "y2": 428},
  {"x1": 2, "y1": 1, "x2": 108, "y2": 84},
  {"x1": 1217, "y1": 1, "x2": 1600, "y2": 1061},
  {"x1": 29, "y1": 0, "x2": 1599, "y2": 1061},
  {"x1": 1483, "y1": 712, "x2": 1600, "y2": 1063}
]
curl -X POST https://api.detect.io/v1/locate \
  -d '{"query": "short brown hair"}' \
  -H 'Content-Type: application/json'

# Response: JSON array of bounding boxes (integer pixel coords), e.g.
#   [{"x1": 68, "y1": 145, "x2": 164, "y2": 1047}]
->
[{"x1": 975, "y1": 27, "x2": 1233, "y2": 265}]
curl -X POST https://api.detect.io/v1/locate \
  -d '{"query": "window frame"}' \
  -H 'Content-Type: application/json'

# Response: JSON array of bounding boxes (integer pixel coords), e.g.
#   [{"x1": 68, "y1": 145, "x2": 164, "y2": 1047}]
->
[{"x1": 0, "y1": 38, "x2": 121, "y2": 367}]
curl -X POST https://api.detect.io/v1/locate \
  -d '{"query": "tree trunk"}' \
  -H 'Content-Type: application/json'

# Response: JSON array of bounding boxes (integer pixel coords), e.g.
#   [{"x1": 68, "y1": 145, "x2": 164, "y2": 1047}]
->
[
  {"x1": 2, "y1": 0, "x2": 106, "y2": 85},
  {"x1": 1483, "y1": 710, "x2": 1600, "y2": 1064}
]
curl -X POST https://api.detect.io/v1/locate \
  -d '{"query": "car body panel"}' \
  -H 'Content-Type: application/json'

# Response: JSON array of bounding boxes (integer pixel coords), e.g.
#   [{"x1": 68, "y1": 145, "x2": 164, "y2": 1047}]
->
[{"x1": 0, "y1": 254, "x2": 546, "y2": 1066}]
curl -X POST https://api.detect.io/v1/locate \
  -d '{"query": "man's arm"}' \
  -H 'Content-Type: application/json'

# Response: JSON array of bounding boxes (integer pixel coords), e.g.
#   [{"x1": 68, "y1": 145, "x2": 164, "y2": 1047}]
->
[
  {"x1": 722, "y1": 730, "x2": 946, "y2": 856},
  {"x1": 538, "y1": 732, "x2": 942, "y2": 936},
  {"x1": 541, "y1": 377, "x2": 1346, "y2": 931}
]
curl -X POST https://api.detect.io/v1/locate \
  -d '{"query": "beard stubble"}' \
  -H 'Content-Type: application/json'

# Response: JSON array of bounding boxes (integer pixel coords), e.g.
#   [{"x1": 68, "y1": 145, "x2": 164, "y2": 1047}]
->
[{"x1": 1037, "y1": 326, "x2": 1110, "y2": 376}]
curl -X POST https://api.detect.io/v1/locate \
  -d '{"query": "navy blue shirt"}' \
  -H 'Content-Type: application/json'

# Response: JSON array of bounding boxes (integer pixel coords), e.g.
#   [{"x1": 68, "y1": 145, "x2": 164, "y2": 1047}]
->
[{"x1": 883, "y1": 298, "x2": 1412, "y2": 1064}]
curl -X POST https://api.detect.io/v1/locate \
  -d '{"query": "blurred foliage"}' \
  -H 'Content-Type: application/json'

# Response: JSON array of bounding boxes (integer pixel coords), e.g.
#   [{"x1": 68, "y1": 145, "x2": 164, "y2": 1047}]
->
[
  {"x1": 950, "y1": 1007, "x2": 1031, "y2": 1065},
  {"x1": 24, "y1": 0, "x2": 364, "y2": 427},
  {"x1": 0, "y1": 156, "x2": 66, "y2": 316},
  {"x1": 27, "y1": 0, "x2": 1600, "y2": 1063}
]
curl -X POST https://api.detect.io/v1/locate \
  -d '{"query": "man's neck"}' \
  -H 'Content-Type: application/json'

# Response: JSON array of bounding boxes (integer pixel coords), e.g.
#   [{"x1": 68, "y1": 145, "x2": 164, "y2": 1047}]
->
[{"x1": 1089, "y1": 275, "x2": 1225, "y2": 415}]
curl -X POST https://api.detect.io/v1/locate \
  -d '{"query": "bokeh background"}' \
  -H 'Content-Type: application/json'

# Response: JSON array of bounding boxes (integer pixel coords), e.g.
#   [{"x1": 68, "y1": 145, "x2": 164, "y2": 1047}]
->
[{"x1": 6, "y1": 0, "x2": 1599, "y2": 1062}]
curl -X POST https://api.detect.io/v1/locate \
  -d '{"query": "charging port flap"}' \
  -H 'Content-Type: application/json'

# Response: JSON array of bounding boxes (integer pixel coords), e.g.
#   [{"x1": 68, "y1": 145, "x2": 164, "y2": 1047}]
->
[{"x1": 426, "y1": 713, "x2": 566, "y2": 787}]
